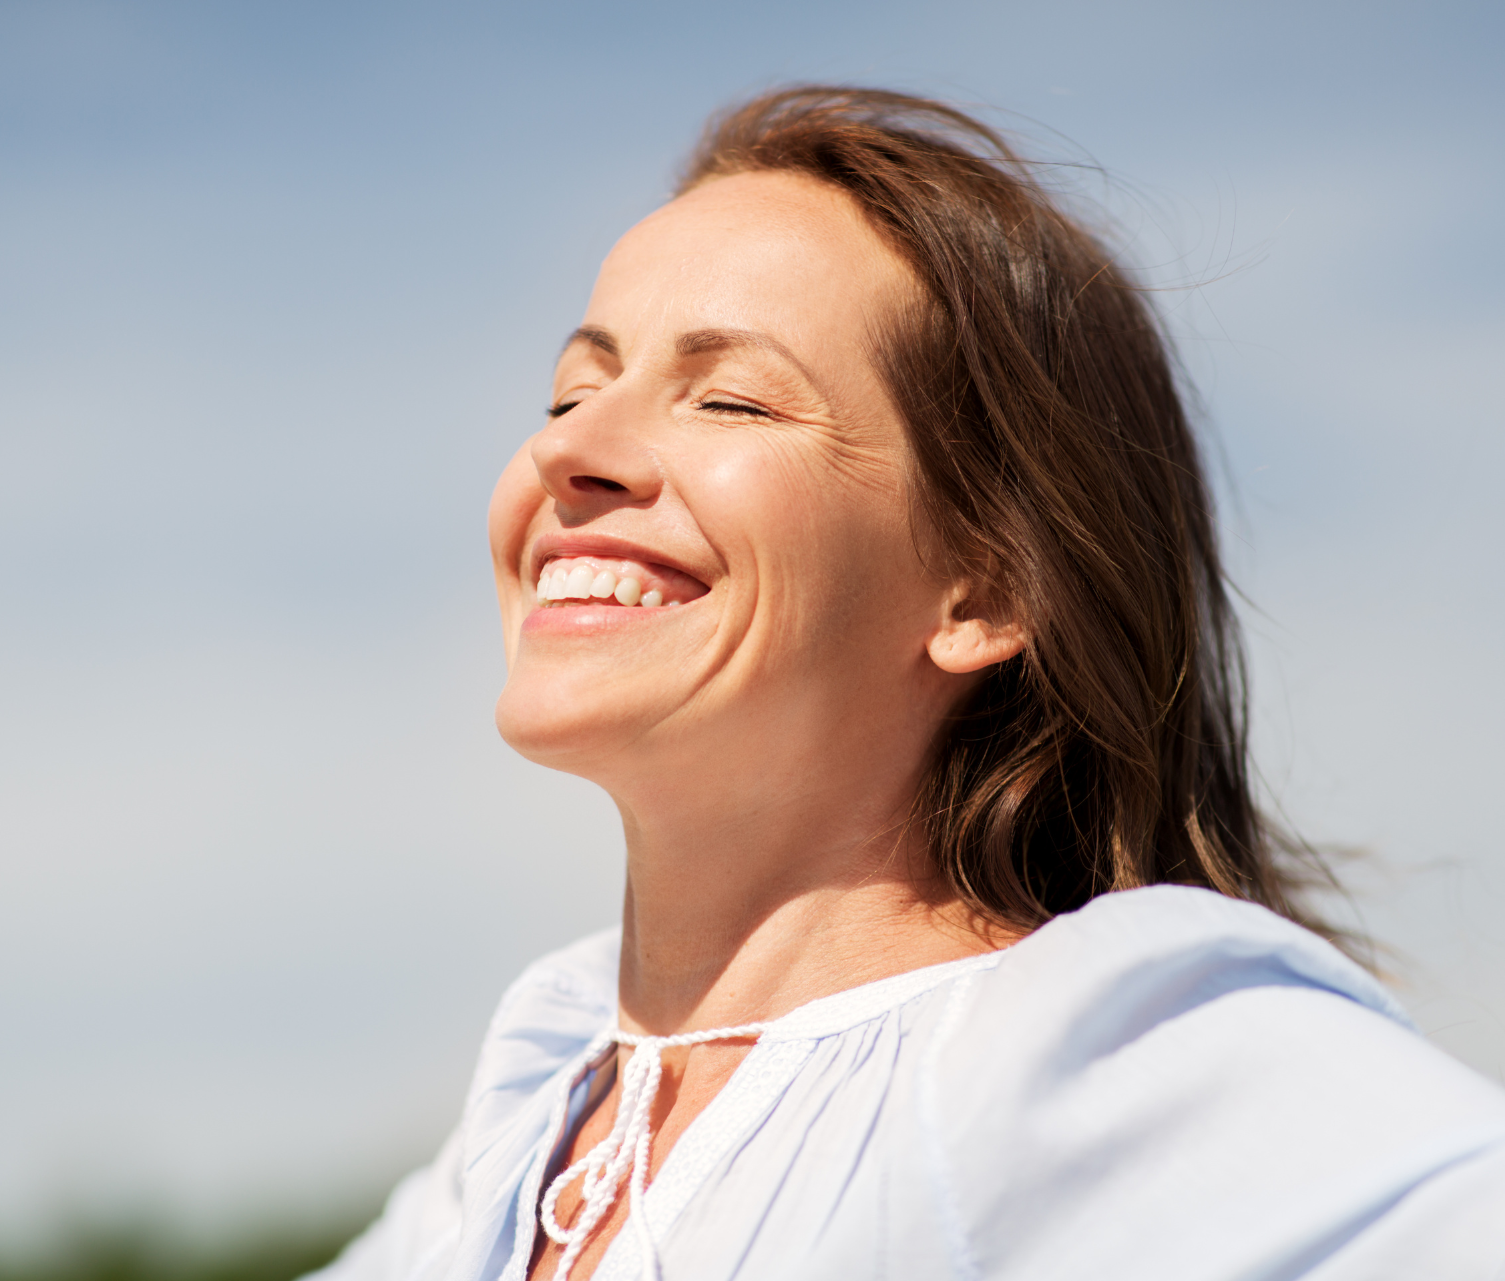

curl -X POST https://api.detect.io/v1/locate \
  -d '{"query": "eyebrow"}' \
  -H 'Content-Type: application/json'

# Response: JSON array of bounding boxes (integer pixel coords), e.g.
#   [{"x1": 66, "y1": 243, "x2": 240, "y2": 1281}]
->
[
  {"x1": 561, "y1": 325, "x2": 619, "y2": 359},
  {"x1": 674, "y1": 327, "x2": 818, "y2": 386},
  {"x1": 559, "y1": 324, "x2": 819, "y2": 389}
]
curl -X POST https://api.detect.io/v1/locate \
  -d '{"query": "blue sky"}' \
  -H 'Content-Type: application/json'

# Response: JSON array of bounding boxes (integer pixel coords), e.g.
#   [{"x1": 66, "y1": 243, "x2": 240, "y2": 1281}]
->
[{"x1": 2, "y1": 0, "x2": 1502, "y2": 1245}]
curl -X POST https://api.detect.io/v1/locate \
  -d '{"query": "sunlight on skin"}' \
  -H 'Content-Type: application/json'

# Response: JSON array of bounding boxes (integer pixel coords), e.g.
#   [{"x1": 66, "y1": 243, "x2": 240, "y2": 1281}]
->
[
  {"x1": 487, "y1": 169, "x2": 1027, "y2": 1281},
  {"x1": 490, "y1": 170, "x2": 1027, "y2": 1024}
]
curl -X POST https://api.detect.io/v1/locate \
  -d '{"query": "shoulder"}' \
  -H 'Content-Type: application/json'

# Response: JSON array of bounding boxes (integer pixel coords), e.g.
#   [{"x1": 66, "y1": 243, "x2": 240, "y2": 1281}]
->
[
  {"x1": 924, "y1": 883, "x2": 1418, "y2": 1103},
  {"x1": 925, "y1": 886, "x2": 1505, "y2": 1278},
  {"x1": 301, "y1": 930, "x2": 622, "y2": 1280},
  {"x1": 934, "y1": 882, "x2": 1492, "y2": 1121},
  {"x1": 490, "y1": 925, "x2": 621, "y2": 1029},
  {"x1": 463, "y1": 925, "x2": 620, "y2": 1114},
  {"x1": 974, "y1": 881, "x2": 1407, "y2": 1032}
]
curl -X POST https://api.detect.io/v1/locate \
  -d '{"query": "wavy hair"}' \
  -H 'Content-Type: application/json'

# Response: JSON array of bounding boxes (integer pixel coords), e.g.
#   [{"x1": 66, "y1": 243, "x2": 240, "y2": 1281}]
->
[{"x1": 680, "y1": 86, "x2": 1337, "y2": 938}]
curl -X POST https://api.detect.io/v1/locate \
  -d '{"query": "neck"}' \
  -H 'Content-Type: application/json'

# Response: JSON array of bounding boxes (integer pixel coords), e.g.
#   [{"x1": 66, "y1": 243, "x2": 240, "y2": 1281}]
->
[{"x1": 608, "y1": 762, "x2": 1012, "y2": 1035}]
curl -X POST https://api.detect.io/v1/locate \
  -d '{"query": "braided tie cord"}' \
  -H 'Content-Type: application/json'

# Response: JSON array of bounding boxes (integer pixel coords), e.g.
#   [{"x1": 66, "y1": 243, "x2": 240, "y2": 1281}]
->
[{"x1": 540, "y1": 1024, "x2": 767, "y2": 1281}]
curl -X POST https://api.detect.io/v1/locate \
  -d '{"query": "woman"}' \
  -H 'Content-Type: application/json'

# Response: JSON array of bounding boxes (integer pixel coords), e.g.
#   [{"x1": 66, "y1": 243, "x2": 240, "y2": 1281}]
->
[{"x1": 313, "y1": 88, "x2": 1505, "y2": 1281}]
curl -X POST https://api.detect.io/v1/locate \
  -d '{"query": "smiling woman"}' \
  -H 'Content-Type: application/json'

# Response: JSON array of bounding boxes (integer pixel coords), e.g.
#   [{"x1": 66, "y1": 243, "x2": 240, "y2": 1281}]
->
[{"x1": 306, "y1": 88, "x2": 1505, "y2": 1281}]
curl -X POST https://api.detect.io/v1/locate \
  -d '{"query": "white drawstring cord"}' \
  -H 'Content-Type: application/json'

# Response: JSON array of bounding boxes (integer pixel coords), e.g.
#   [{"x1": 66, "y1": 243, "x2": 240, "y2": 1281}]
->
[{"x1": 540, "y1": 1024, "x2": 767, "y2": 1281}]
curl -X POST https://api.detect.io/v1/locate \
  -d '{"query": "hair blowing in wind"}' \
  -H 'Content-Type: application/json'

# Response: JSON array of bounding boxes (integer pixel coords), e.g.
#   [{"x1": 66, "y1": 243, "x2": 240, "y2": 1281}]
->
[{"x1": 680, "y1": 85, "x2": 1337, "y2": 940}]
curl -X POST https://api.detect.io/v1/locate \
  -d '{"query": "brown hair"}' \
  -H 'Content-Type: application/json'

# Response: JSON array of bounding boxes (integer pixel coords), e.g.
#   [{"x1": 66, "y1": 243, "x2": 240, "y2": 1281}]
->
[{"x1": 680, "y1": 86, "x2": 1335, "y2": 937}]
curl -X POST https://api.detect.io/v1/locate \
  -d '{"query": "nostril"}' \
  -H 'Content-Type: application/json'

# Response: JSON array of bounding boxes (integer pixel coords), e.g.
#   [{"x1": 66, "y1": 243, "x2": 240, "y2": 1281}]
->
[{"x1": 572, "y1": 475, "x2": 629, "y2": 494}]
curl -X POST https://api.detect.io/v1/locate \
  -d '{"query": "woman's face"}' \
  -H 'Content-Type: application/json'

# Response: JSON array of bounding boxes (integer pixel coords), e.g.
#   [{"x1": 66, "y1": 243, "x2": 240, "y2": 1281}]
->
[{"x1": 490, "y1": 171, "x2": 976, "y2": 794}]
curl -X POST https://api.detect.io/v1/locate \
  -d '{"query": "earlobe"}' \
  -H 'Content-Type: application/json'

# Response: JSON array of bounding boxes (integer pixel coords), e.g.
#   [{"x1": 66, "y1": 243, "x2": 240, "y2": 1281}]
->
[{"x1": 926, "y1": 593, "x2": 1027, "y2": 674}]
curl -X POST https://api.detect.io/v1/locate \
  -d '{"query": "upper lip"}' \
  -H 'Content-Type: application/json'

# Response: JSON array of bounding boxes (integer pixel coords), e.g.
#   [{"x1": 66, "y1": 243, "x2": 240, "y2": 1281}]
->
[{"x1": 527, "y1": 532, "x2": 711, "y2": 589}]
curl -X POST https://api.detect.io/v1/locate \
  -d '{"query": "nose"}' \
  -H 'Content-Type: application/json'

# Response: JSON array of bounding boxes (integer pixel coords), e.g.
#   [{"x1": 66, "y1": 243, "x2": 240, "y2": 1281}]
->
[{"x1": 530, "y1": 392, "x2": 661, "y2": 524}]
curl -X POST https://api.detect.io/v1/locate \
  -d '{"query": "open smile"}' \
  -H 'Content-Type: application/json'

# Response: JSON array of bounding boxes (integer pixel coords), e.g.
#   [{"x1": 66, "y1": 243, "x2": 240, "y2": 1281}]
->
[{"x1": 527, "y1": 549, "x2": 711, "y2": 615}]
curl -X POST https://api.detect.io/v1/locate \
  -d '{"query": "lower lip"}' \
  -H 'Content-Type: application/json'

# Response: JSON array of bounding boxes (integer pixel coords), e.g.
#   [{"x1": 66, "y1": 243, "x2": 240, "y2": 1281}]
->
[{"x1": 520, "y1": 600, "x2": 695, "y2": 634}]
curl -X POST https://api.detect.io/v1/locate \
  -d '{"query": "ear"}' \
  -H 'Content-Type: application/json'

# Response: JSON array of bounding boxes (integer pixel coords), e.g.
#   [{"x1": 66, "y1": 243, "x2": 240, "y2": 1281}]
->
[{"x1": 925, "y1": 586, "x2": 1027, "y2": 674}]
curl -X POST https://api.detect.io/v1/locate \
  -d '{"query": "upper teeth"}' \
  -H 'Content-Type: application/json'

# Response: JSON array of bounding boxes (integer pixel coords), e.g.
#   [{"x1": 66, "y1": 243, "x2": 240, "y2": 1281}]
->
[{"x1": 534, "y1": 561, "x2": 669, "y2": 608}]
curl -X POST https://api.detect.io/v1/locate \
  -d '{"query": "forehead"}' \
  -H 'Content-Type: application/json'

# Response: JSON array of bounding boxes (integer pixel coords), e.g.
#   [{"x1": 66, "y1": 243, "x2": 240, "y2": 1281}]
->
[{"x1": 582, "y1": 170, "x2": 914, "y2": 350}]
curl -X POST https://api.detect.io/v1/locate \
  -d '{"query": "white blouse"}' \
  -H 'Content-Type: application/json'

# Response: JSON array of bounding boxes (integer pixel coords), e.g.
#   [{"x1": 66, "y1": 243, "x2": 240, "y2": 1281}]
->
[{"x1": 308, "y1": 885, "x2": 1505, "y2": 1281}]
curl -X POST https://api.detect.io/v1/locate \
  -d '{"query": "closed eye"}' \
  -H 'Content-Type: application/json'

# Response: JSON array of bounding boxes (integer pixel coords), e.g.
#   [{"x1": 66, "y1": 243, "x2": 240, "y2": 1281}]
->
[
  {"x1": 696, "y1": 398, "x2": 775, "y2": 419},
  {"x1": 546, "y1": 401, "x2": 580, "y2": 418}
]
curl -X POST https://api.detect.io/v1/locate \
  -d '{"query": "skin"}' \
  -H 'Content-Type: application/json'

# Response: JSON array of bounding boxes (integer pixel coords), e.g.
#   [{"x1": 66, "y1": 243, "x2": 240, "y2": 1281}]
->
[{"x1": 489, "y1": 170, "x2": 1026, "y2": 1280}]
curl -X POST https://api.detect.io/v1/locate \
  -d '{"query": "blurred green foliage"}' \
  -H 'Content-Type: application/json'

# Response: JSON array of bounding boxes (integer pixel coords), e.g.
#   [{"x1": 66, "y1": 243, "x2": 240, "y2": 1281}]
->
[{"x1": 0, "y1": 1220, "x2": 362, "y2": 1281}]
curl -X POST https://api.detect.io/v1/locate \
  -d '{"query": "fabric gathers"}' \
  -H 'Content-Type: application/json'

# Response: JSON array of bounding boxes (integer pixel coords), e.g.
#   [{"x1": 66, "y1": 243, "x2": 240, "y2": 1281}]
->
[{"x1": 304, "y1": 886, "x2": 1505, "y2": 1281}]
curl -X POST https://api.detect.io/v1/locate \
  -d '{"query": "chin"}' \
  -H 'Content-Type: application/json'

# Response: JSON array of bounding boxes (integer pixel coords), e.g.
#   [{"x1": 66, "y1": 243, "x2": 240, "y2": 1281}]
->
[{"x1": 494, "y1": 681, "x2": 645, "y2": 778}]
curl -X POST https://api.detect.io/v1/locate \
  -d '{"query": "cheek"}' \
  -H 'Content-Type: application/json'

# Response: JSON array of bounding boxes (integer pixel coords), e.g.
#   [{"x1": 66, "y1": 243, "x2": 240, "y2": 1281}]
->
[
  {"x1": 489, "y1": 440, "x2": 549, "y2": 658},
  {"x1": 690, "y1": 438, "x2": 836, "y2": 597},
  {"x1": 489, "y1": 440, "x2": 546, "y2": 578},
  {"x1": 693, "y1": 434, "x2": 926, "y2": 634}
]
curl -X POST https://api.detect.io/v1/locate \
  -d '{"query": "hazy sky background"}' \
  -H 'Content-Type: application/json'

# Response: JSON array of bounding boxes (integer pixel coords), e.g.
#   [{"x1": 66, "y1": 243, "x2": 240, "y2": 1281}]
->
[{"x1": 2, "y1": 0, "x2": 1502, "y2": 1251}]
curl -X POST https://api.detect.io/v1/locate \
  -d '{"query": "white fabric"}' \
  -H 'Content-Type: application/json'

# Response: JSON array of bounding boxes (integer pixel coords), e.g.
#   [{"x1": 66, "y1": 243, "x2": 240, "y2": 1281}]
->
[
  {"x1": 539, "y1": 1024, "x2": 769, "y2": 1281},
  {"x1": 306, "y1": 885, "x2": 1505, "y2": 1281}
]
